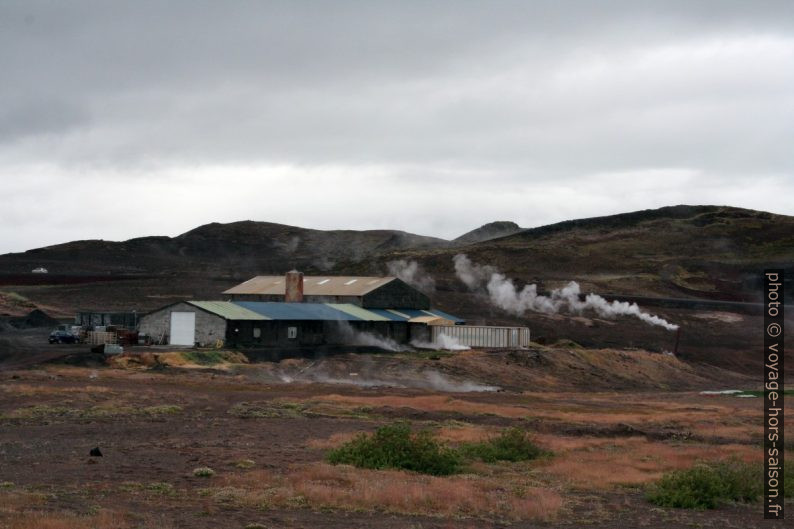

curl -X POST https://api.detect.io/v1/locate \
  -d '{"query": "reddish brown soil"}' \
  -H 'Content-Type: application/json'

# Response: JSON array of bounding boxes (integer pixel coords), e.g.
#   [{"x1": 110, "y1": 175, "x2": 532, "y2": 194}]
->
[{"x1": 0, "y1": 355, "x2": 786, "y2": 529}]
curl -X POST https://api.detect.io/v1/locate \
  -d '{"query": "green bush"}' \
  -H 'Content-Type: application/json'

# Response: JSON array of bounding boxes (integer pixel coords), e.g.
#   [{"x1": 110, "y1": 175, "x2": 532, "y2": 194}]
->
[
  {"x1": 460, "y1": 427, "x2": 545, "y2": 463},
  {"x1": 785, "y1": 460, "x2": 793, "y2": 498},
  {"x1": 646, "y1": 460, "x2": 761, "y2": 509},
  {"x1": 326, "y1": 422, "x2": 460, "y2": 476}
]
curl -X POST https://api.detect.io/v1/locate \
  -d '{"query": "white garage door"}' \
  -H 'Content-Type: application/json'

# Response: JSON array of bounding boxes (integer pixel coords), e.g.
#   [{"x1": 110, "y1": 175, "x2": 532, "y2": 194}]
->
[{"x1": 169, "y1": 312, "x2": 196, "y2": 346}]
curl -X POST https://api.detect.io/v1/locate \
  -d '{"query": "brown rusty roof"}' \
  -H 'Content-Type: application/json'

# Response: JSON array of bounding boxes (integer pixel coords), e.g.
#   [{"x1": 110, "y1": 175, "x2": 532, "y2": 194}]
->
[{"x1": 223, "y1": 276, "x2": 397, "y2": 296}]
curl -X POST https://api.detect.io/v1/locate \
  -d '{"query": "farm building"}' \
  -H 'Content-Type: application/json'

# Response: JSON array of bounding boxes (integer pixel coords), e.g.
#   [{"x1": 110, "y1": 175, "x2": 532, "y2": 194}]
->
[
  {"x1": 138, "y1": 271, "x2": 529, "y2": 349},
  {"x1": 223, "y1": 271, "x2": 430, "y2": 309},
  {"x1": 137, "y1": 300, "x2": 462, "y2": 347}
]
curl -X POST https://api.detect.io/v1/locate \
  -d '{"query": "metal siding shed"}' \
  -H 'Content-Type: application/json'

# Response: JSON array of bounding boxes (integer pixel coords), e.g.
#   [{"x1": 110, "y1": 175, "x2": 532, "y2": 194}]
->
[
  {"x1": 326, "y1": 304, "x2": 391, "y2": 321},
  {"x1": 187, "y1": 301, "x2": 270, "y2": 320},
  {"x1": 232, "y1": 302, "x2": 361, "y2": 321}
]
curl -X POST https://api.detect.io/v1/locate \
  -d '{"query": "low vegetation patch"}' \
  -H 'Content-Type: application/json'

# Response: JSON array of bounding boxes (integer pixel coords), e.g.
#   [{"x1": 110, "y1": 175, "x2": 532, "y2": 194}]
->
[
  {"x1": 193, "y1": 467, "x2": 216, "y2": 478},
  {"x1": 216, "y1": 464, "x2": 562, "y2": 521},
  {"x1": 235, "y1": 459, "x2": 256, "y2": 469},
  {"x1": 228, "y1": 400, "x2": 368, "y2": 420},
  {"x1": 326, "y1": 423, "x2": 547, "y2": 475},
  {"x1": 2, "y1": 403, "x2": 183, "y2": 421},
  {"x1": 646, "y1": 459, "x2": 761, "y2": 509},
  {"x1": 327, "y1": 422, "x2": 461, "y2": 476},
  {"x1": 460, "y1": 428, "x2": 546, "y2": 463},
  {"x1": 181, "y1": 350, "x2": 248, "y2": 366},
  {"x1": 0, "y1": 509, "x2": 129, "y2": 529}
]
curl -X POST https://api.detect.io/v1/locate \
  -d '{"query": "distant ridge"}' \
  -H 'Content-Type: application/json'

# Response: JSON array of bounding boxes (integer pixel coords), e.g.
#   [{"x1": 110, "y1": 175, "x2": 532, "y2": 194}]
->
[{"x1": 453, "y1": 221, "x2": 523, "y2": 245}]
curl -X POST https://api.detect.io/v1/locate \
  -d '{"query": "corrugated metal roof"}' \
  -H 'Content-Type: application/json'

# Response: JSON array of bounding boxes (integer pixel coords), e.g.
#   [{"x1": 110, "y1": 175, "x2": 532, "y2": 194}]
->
[
  {"x1": 421, "y1": 309, "x2": 466, "y2": 324},
  {"x1": 365, "y1": 309, "x2": 406, "y2": 321},
  {"x1": 181, "y1": 300, "x2": 464, "y2": 323},
  {"x1": 233, "y1": 302, "x2": 361, "y2": 321},
  {"x1": 223, "y1": 276, "x2": 396, "y2": 296},
  {"x1": 326, "y1": 303, "x2": 391, "y2": 321},
  {"x1": 408, "y1": 315, "x2": 455, "y2": 325},
  {"x1": 367, "y1": 308, "x2": 465, "y2": 324},
  {"x1": 188, "y1": 301, "x2": 270, "y2": 320}
]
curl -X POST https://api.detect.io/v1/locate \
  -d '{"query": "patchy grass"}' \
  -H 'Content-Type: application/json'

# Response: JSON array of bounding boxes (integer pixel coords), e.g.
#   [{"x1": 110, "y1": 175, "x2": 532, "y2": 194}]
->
[
  {"x1": 327, "y1": 422, "x2": 461, "y2": 476},
  {"x1": 0, "y1": 489, "x2": 48, "y2": 514},
  {"x1": 538, "y1": 435, "x2": 758, "y2": 490},
  {"x1": 146, "y1": 482, "x2": 176, "y2": 495},
  {"x1": 646, "y1": 460, "x2": 761, "y2": 509},
  {"x1": 0, "y1": 384, "x2": 112, "y2": 396},
  {"x1": 306, "y1": 431, "x2": 360, "y2": 450},
  {"x1": 228, "y1": 401, "x2": 308, "y2": 419},
  {"x1": 1, "y1": 510, "x2": 130, "y2": 529},
  {"x1": 228, "y1": 400, "x2": 369, "y2": 420},
  {"x1": 216, "y1": 463, "x2": 562, "y2": 521},
  {"x1": 316, "y1": 394, "x2": 532, "y2": 419},
  {"x1": 180, "y1": 350, "x2": 247, "y2": 366},
  {"x1": 2, "y1": 403, "x2": 182, "y2": 421},
  {"x1": 142, "y1": 404, "x2": 182, "y2": 416},
  {"x1": 234, "y1": 459, "x2": 256, "y2": 469},
  {"x1": 459, "y1": 428, "x2": 547, "y2": 463},
  {"x1": 0, "y1": 489, "x2": 130, "y2": 528}
]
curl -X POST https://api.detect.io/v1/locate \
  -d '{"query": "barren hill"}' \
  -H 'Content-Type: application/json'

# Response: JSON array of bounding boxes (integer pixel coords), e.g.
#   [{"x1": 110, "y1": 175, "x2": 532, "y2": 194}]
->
[
  {"x1": 386, "y1": 205, "x2": 794, "y2": 303},
  {"x1": 0, "y1": 205, "x2": 791, "y2": 374},
  {"x1": 0, "y1": 221, "x2": 450, "y2": 277},
  {"x1": 453, "y1": 221, "x2": 523, "y2": 245}
]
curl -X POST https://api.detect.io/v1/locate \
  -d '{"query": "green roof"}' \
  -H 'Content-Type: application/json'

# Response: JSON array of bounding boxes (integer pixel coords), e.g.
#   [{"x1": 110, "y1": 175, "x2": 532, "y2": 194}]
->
[
  {"x1": 187, "y1": 301, "x2": 270, "y2": 320},
  {"x1": 325, "y1": 303, "x2": 391, "y2": 321}
]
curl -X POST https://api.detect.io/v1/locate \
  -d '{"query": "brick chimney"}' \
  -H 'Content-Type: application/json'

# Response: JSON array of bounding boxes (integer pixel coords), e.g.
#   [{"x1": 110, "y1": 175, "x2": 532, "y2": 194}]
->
[{"x1": 284, "y1": 270, "x2": 304, "y2": 303}]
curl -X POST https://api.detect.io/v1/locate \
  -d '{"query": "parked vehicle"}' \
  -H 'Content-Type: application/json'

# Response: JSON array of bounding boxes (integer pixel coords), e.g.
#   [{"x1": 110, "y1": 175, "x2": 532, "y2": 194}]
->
[{"x1": 49, "y1": 330, "x2": 78, "y2": 344}]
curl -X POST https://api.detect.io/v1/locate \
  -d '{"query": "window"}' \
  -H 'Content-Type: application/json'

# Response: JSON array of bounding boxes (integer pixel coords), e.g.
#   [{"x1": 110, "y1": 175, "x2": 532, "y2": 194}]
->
[
  {"x1": 253, "y1": 327, "x2": 261, "y2": 338},
  {"x1": 287, "y1": 326, "x2": 297, "y2": 339}
]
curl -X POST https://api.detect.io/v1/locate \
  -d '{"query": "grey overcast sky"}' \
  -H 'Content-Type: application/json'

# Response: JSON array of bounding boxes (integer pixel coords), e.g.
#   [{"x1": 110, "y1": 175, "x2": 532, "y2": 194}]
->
[{"x1": 1, "y1": 1, "x2": 793, "y2": 253}]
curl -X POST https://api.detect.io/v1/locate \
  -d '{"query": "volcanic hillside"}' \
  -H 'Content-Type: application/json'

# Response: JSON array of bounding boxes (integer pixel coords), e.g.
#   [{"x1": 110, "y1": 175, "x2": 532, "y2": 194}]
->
[{"x1": 0, "y1": 205, "x2": 791, "y2": 374}]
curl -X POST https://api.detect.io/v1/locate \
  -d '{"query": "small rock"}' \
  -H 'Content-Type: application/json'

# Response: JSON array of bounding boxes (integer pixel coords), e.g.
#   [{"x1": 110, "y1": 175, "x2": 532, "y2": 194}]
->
[{"x1": 90, "y1": 447, "x2": 103, "y2": 457}]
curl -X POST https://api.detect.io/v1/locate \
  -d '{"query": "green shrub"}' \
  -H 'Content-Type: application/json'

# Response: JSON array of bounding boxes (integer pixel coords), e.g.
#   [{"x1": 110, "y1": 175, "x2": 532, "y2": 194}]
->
[
  {"x1": 785, "y1": 460, "x2": 793, "y2": 498},
  {"x1": 326, "y1": 422, "x2": 460, "y2": 476},
  {"x1": 646, "y1": 460, "x2": 761, "y2": 509},
  {"x1": 460, "y1": 427, "x2": 545, "y2": 463}
]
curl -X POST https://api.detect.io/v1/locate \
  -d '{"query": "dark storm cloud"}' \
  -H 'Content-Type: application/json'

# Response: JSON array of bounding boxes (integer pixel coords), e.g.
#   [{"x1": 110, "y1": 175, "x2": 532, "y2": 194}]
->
[{"x1": 1, "y1": 1, "x2": 793, "y2": 253}]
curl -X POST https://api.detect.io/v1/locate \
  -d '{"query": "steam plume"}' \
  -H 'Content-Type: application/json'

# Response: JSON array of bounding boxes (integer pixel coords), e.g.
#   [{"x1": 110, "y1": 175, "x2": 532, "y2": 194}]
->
[
  {"x1": 411, "y1": 333, "x2": 470, "y2": 351},
  {"x1": 387, "y1": 259, "x2": 436, "y2": 293},
  {"x1": 266, "y1": 358, "x2": 497, "y2": 392},
  {"x1": 332, "y1": 320, "x2": 409, "y2": 352},
  {"x1": 453, "y1": 254, "x2": 678, "y2": 331}
]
